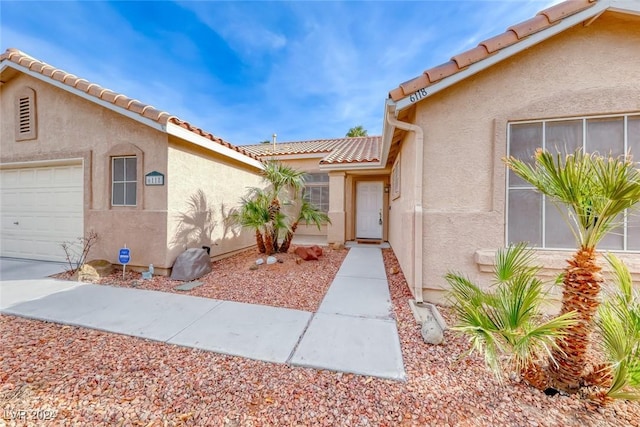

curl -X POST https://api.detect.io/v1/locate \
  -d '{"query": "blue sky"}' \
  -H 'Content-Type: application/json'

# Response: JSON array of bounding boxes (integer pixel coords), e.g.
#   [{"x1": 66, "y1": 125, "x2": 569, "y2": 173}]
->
[{"x1": 2, "y1": 1, "x2": 558, "y2": 145}]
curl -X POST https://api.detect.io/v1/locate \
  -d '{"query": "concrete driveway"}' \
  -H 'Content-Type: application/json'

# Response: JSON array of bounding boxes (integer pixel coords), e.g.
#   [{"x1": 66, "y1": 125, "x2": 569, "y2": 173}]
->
[
  {"x1": 0, "y1": 258, "x2": 80, "y2": 310},
  {"x1": 0, "y1": 257, "x2": 68, "y2": 280}
]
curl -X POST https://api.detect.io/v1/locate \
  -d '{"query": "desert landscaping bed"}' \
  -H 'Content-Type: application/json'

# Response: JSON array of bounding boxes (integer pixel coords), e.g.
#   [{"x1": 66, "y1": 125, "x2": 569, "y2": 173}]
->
[
  {"x1": 2, "y1": 249, "x2": 639, "y2": 426},
  {"x1": 57, "y1": 245, "x2": 347, "y2": 313}
]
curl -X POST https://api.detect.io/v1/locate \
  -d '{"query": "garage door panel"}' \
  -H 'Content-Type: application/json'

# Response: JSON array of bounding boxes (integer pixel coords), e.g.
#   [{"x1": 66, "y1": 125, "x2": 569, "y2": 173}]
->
[{"x1": 0, "y1": 163, "x2": 83, "y2": 262}]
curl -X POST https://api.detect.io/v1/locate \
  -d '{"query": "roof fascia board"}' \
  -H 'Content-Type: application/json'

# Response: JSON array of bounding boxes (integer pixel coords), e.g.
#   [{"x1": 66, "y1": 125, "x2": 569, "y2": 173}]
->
[
  {"x1": 319, "y1": 161, "x2": 383, "y2": 171},
  {"x1": 1, "y1": 60, "x2": 166, "y2": 132},
  {"x1": 392, "y1": 1, "x2": 610, "y2": 112},
  {"x1": 167, "y1": 122, "x2": 263, "y2": 170}
]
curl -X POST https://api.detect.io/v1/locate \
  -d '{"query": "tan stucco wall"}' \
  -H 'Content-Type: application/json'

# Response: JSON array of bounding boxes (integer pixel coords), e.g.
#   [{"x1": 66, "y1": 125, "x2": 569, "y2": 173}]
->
[
  {"x1": 0, "y1": 72, "x2": 170, "y2": 269},
  {"x1": 388, "y1": 130, "x2": 418, "y2": 292},
  {"x1": 166, "y1": 138, "x2": 263, "y2": 266},
  {"x1": 393, "y1": 12, "x2": 640, "y2": 304}
]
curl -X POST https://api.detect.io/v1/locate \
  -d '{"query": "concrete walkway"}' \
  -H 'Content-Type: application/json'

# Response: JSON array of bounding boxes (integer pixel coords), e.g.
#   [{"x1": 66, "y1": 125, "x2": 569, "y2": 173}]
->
[{"x1": 0, "y1": 249, "x2": 405, "y2": 380}]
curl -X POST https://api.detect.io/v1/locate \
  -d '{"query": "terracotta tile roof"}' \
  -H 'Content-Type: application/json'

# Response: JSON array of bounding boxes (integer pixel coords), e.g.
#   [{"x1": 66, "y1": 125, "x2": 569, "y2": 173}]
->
[
  {"x1": 388, "y1": 0, "x2": 598, "y2": 101},
  {"x1": 243, "y1": 136, "x2": 382, "y2": 165},
  {"x1": 0, "y1": 48, "x2": 261, "y2": 162}
]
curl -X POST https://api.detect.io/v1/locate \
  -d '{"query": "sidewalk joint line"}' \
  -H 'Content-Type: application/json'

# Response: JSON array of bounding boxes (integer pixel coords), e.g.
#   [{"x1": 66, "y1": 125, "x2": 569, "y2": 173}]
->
[
  {"x1": 285, "y1": 311, "x2": 316, "y2": 364},
  {"x1": 163, "y1": 299, "x2": 224, "y2": 343}
]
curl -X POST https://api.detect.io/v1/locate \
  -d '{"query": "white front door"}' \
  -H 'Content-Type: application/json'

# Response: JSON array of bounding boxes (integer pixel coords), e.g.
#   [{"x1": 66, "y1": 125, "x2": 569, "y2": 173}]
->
[
  {"x1": 0, "y1": 163, "x2": 84, "y2": 261},
  {"x1": 356, "y1": 181, "x2": 383, "y2": 239}
]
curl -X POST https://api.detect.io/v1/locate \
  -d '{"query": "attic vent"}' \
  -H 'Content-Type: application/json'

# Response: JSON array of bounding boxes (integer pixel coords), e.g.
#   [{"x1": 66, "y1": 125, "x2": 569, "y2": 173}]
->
[{"x1": 15, "y1": 87, "x2": 37, "y2": 141}]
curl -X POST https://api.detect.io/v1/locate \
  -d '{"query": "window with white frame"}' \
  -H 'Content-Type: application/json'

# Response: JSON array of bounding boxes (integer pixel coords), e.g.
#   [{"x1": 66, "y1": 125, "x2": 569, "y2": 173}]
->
[
  {"x1": 112, "y1": 156, "x2": 137, "y2": 206},
  {"x1": 303, "y1": 173, "x2": 329, "y2": 213},
  {"x1": 507, "y1": 113, "x2": 640, "y2": 251}
]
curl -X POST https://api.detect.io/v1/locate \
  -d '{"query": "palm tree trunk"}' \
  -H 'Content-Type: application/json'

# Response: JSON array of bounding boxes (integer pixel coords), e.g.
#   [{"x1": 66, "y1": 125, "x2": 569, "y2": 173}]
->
[
  {"x1": 264, "y1": 230, "x2": 274, "y2": 256},
  {"x1": 549, "y1": 246, "x2": 603, "y2": 392},
  {"x1": 279, "y1": 222, "x2": 298, "y2": 253},
  {"x1": 255, "y1": 229, "x2": 266, "y2": 254}
]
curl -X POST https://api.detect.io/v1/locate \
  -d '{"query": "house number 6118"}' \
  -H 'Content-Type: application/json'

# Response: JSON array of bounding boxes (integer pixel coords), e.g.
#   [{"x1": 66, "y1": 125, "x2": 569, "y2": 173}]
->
[{"x1": 409, "y1": 88, "x2": 428, "y2": 103}]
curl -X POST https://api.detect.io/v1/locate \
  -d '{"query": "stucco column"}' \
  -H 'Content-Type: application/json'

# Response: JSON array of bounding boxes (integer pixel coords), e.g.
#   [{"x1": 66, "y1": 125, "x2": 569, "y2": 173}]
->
[{"x1": 327, "y1": 171, "x2": 346, "y2": 244}]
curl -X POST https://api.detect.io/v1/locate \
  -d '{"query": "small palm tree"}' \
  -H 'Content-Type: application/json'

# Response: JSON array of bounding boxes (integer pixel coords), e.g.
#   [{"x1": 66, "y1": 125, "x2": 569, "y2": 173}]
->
[
  {"x1": 589, "y1": 254, "x2": 640, "y2": 402},
  {"x1": 230, "y1": 191, "x2": 271, "y2": 253},
  {"x1": 261, "y1": 161, "x2": 305, "y2": 252},
  {"x1": 279, "y1": 200, "x2": 330, "y2": 253},
  {"x1": 346, "y1": 125, "x2": 367, "y2": 137},
  {"x1": 447, "y1": 243, "x2": 577, "y2": 382},
  {"x1": 505, "y1": 149, "x2": 640, "y2": 392}
]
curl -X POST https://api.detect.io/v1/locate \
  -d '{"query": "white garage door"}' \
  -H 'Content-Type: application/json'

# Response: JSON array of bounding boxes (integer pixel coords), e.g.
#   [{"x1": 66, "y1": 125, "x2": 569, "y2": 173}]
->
[{"x1": 0, "y1": 162, "x2": 83, "y2": 262}]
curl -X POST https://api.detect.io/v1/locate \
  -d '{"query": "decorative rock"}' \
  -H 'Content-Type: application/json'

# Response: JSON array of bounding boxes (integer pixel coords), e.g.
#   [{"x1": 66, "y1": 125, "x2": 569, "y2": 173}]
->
[
  {"x1": 170, "y1": 248, "x2": 212, "y2": 281},
  {"x1": 86, "y1": 259, "x2": 114, "y2": 276},
  {"x1": 331, "y1": 242, "x2": 344, "y2": 250},
  {"x1": 174, "y1": 281, "x2": 204, "y2": 291},
  {"x1": 249, "y1": 264, "x2": 259, "y2": 271},
  {"x1": 77, "y1": 264, "x2": 100, "y2": 282},
  {"x1": 421, "y1": 310, "x2": 445, "y2": 345},
  {"x1": 295, "y1": 246, "x2": 318, "y2": 261},
  {"x1": 266, "y1": 256, "x2": 277, "y2": 265},
  {"x1": 256, "y1": 258, "x2": 265, "y2": 265},
  {"x1": 310, "y1": 245, "x2": 323, "y2": 257}
]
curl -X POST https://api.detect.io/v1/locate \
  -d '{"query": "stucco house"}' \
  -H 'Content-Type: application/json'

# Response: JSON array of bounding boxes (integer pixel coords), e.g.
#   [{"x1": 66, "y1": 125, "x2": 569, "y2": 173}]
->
[
  {"x1": 243, "y1": 136, "x2": 386, "y2": 243},
  {"x1": 1, "y1": 0, "x2": 638, "y2": 305},
  {"x1": 0, "y1": 48, "x2": 264, "y2": 274},
  {"x1": 248, "y1": 0, "x2": 640, "y2": 305}
]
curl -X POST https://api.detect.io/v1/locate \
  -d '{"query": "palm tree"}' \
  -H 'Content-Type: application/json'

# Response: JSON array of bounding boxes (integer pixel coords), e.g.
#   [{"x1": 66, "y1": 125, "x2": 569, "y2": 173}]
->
[
  {"x1": 346, "y1": 125, "x2": 367, "y2": 137},
  {"x1": 261, "y1": 161, "x2": 305, "y2": 252},
  {"x1": 447, "y1": 243, "x2": 577, "y2": 383},
  {"x1": 279, "y1": 200, "x2": 330, "y2": 253},
  {"x1": 505, "y1": 149, "x2": 640, "y2": 392},
  {"x1": 230, "y1": 190, "x2": 271, "y2": 253}
]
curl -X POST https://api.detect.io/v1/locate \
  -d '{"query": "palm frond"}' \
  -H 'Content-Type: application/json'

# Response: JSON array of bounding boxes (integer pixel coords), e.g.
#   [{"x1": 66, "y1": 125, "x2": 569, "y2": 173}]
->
[
  {"x1": 493, "y1": 243, "x2": 540, "y2": 284},
  {"x1": 297, "y1": 200, "x2": 331, "y2": 229},
  {"x1": 505, "y1": 149, "x2": 640, "y2": 249},
  {"x1": 597, "y1": 255, "x2": 640, "y2": 400},
  {"x1": 446, "y1": 247, "x2": 576, "y2": 382}
]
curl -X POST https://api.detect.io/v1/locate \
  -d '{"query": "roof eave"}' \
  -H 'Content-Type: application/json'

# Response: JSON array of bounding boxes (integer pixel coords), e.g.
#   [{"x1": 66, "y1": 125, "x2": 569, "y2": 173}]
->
[
  {"x1": 0, "y1": 60, "x2": 167, "y2": 132},
  {"x1": 391, "y1": 0, "x2": 611, "y2": 113},
  {"x1": 167, "y1": 122, "x2": 264, "y2": 170}
]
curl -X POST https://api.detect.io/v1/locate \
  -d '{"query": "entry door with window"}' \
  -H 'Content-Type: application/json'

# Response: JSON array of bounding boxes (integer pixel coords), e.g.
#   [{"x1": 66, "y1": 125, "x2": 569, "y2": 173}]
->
[{"x1": 356, "y1": 181, "x2": 383, "y2": 239}]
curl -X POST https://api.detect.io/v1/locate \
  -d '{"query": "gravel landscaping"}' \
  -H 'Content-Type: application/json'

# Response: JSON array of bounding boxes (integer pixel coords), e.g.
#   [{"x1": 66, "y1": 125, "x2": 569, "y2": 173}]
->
[
  {"x1": 57, "y1": 246, "x2": 348, "y2": 313},
  {"x1": 2, "y1": 248, "x2": 639, "y2": 426}
]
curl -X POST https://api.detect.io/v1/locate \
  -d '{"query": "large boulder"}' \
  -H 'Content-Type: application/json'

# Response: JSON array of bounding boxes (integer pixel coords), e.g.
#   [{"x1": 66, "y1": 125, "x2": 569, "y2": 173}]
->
[{"x1": 171, "y1": 248, "x2": 212, "y2": 281}]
